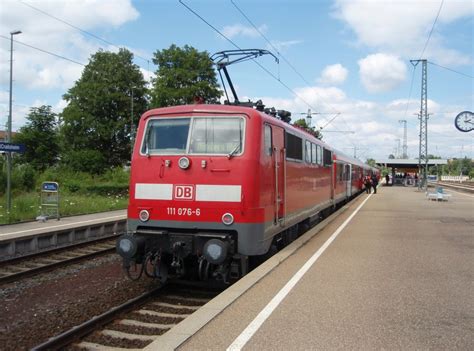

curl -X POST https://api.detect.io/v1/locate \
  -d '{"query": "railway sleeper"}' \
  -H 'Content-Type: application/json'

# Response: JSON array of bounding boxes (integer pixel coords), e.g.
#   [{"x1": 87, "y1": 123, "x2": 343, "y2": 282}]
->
[
  {"x1": 100, "y1": 329, "x2": 159, "y2": 341},
  {"x1": 136, "y1": 309, "x2": 190, "y2": 318},
  {"x1": 150, "y1": 301, "x2": 199, "y2": 311},
  {"x1": 119, "y1": 319, "x2": 172, "y2": 330},
  {"x1": 75, "y1": 341, "x2": 143, "y2": 351}
]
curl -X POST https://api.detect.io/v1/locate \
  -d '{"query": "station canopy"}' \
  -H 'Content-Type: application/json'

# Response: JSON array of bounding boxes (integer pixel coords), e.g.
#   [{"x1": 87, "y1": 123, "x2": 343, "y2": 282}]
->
[{"x1": 376, "y1": 159, "x2": 448, "y2": 172}]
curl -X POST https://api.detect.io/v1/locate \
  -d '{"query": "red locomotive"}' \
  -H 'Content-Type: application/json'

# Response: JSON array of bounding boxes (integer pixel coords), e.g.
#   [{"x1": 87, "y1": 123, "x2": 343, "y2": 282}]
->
[{"x1": 116, "y1": 103, "x2": 378, "y2": 283}]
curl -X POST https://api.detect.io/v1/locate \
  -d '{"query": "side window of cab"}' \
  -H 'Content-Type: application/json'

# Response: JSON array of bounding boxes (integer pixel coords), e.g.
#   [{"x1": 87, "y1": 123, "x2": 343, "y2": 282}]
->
[{"x1": 264, "y1": 124, "x2": 272, "y2": 156}]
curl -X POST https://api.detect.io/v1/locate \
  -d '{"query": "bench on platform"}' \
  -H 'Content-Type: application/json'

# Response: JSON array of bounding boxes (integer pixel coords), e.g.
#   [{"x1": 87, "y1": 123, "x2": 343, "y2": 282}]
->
[{"x1": 426, "y1": 187, "x2": 452, "y2": 201}]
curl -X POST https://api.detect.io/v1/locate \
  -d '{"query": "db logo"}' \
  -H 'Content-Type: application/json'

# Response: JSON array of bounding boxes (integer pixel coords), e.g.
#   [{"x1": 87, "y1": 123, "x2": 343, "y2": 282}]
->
[{"x1": 174, "y1": 185, "x2": 194, "y2": 200}]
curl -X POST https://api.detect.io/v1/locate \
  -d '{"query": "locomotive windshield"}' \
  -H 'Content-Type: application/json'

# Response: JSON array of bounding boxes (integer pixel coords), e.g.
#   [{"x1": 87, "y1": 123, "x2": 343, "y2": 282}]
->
[{"x1": 142, "y1": 117, "x2": 244, "y2": 155}]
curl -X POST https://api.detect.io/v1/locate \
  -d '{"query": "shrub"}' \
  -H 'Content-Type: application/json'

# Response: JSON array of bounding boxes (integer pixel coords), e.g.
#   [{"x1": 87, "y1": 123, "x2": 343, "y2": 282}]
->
[{"x1": 84, "y1": 183, "x2": 128, "y2": 196}]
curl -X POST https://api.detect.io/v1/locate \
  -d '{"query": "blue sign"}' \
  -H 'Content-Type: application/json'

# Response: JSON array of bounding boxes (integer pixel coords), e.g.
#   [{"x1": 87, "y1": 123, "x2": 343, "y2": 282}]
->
[
  {"x1": 42, "y1": 182, "x2": 59, "y2": 191},
  {"x1": 0, "y1": 142, "x2": 25, "y2": 153}
]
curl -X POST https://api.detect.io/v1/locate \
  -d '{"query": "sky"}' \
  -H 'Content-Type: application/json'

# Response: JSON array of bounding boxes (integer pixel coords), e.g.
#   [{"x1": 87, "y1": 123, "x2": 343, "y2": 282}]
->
[{"x1": 0, "y1": 0, "x2": 473, "y2": 161}]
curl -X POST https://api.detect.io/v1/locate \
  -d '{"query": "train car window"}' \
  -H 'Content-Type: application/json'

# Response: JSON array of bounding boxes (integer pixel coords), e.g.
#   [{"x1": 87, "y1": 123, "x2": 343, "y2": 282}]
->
[
  {"x1": 336, "y1": 163, "x2": 343, "y2": 181},
  {"x1": 189, "y1": 117, "x2": 244, "y2": 154},
  {"x1": 305, "y1": 141, "x2": 311, "y2": 163},
  {"x1": 141, "y1": 118, "x2": 190, "y2": 154},
  {"x1": 323, "y1": 148, "x2": 332, "y2": 166},
  {"x1": 317, "y1": 145, "x2": 323, "y2": 165},
  {"x1": 311, "y1": 143, "x2": 317, "y2": 164},
  {"x1": 264, "y1": 124, "x2": 272, "y2": 156},
  {"x1": 344, "y1": 164, "x2": 351, "y2": 181},
  {"x1": 285, "y1": 132, "x2": 303, "y2": 161}
]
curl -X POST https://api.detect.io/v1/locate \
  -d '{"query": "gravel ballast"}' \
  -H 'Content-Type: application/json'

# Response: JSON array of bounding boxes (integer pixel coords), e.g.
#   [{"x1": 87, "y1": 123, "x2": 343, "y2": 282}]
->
[{"x1": 0, "y1": 254, "x2": 156, "y2": 350}]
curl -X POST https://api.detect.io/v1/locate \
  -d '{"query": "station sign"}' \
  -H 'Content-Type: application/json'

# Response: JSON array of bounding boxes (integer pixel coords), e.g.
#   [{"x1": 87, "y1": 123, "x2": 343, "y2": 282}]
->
[
  {"x1": 42, "y1": 182, "x2": 59, "y2": 192},
  {"x1": 38, "y1": 181, "x2": 60, "y2": 221},
  {"x1": 0, "y1": 142, "x2": 25, "y2": 153}
]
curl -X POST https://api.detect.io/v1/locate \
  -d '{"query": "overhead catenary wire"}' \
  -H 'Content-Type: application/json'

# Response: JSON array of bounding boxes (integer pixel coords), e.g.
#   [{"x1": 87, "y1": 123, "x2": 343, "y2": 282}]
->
[
  {"x1": 419, "y1": 0, "x2": 444, "y2": 59},
  {"x1": 0, "y1": 35, "x2": 86, "y2": 66},
  {"x1": 179, "y1": 0, "x2": 336, "y2": 130},
  {"x1": 229, "y1": 0, "x2": 341, "y2": 126},
  {"x1": 403, "y1": 65, "x2": 418, "y2": 120},
  {"x1": 428, "y1": 61, "x2": 473, "y2": 79},
  {"x1": 18, "y1": 0, "x2": 152, "y2": 66}
]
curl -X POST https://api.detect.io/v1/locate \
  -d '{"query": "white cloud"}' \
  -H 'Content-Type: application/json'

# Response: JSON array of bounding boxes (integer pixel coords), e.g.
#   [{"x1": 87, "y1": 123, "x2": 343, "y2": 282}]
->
[
  {"x1": 334, "y1": 0, "x2": 473, "y2": 66},
  {"x1": 221, "y1": 23, "x2": 267, "y2": 39},
  {"x1": 140, "y1": 68, "x2": 155, "y2": 88},
  {"x1": 53, "y1": 99, "x2": 68, "y2": 114},
  {"x1": 0, "y1": 0, "x2": 140, "y2": 90},
  {"x1": 318, "y1": 63, "x2": 348, "y2": 85},
  {"x1": 358, "y1": 53, "x2": 407, "y2": 93},
  {"x1": 386, "y1": 98, "x2": 441, "y2": 119},
  {"x1": 247, "y1": 85, "x2": 473, "y2": 160}
]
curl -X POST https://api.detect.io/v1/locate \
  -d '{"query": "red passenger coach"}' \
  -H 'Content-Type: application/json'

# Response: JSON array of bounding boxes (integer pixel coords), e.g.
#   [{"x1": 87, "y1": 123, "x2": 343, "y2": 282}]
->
[{"x1": 116, "y1": 104, "x2": 375, "y2": 283}]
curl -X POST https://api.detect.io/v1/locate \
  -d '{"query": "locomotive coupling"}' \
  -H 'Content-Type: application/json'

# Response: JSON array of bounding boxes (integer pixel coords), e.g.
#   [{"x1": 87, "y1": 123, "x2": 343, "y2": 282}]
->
[{"x1": 116, "y1": 234, "x2": 145, "y2": 260}]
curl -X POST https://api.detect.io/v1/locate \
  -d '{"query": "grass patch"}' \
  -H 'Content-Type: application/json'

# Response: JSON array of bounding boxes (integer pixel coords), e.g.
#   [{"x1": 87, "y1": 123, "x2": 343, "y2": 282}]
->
[
  {"x1": 0, "y1": 192, "x2": 128, "y2": 225},
  {"x1": 0, "y1": 166, "x2": 130, "y2": 224}
]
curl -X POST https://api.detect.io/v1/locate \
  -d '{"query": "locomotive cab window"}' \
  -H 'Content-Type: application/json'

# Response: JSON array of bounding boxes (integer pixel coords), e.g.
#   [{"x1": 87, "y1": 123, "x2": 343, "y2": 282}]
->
[
  {"x1": 189, "y1": 118, "x2": 243, "y2": 155},
  {"x1": 142, "y1": 118, "x2": 190, "y2": 154},
  {"x1": 141, "y1": 117, "x2": 245, "y2": 156},
  {"x1": 264, "y1": 124, "x2": 272, "y2": 156}
]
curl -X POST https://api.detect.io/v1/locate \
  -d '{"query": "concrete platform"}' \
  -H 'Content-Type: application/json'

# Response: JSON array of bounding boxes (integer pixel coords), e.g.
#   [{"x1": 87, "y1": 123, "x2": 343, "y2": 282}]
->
[
  {"x1": 146, "y1": 186, "x2": 474, "y2": 350},
  {"x1": 0, "y1": 210, "x2": 126, "y2": 258}
]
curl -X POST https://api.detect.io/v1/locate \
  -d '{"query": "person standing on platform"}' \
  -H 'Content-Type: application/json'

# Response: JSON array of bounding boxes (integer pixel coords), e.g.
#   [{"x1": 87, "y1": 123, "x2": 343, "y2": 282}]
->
[
  {"x1": 364, "y1": 176, "x2": 372, "y2": 194},
  {"x1": 385, "y1": 174, "x2": 390, "y2": 185},
  {"x1": 371, "y1": 174, "x2": 379, "y2": 194}
]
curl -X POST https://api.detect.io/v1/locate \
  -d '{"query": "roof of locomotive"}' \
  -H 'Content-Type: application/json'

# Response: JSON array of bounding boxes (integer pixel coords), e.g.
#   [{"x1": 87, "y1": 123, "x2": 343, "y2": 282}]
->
[
  {"x1": 141, "y1": 103, "x2": 326, "y2": 142},
  {"x1": 141, "y1": 104, "x2": 373, "y2": 170},
  {"x1": 141, "y1": 104, "x2": 260, "y2": 119}
]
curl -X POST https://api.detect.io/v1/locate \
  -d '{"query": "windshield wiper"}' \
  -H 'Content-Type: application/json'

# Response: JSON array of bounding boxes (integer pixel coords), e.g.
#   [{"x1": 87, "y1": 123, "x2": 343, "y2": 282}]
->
[
  {"x1": 227, "y1": 144, "x2": 241, "y2": 159},
  {"x1": 145, "y1": 128, "x2": 152, "y2": 158}
]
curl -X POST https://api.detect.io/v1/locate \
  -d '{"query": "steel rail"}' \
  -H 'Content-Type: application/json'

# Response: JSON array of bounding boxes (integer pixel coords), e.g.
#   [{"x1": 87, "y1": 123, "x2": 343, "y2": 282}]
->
[
  {"x1": 0, "y1": 236, "x2": 118, "y2": 284},
  {"x1": 0, "y1": 234, "x2": 118, "y2": 264},
  {"x1": 31, "y1": 286, "x2": 164, "y2": 351}
]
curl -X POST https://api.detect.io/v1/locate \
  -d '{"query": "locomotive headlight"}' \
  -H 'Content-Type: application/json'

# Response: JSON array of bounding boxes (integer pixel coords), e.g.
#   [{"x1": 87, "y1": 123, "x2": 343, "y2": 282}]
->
[
  {"x1": 203, "y1": 239, "x2": 229, "y2": 265},
  {"x1": 222, "y1": 213, "x2": 234, "y2": 225},
  {"x1": 139, "y1": 210, "x2": 150, "y2": 222},
  {"x1": 178, "y1": 156, "x2": 190, "y2": 169}
]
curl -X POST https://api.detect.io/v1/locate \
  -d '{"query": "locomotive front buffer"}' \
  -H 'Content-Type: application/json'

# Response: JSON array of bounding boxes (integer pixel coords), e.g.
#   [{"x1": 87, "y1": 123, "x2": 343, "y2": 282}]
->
[{"x1": 116, "y1": 230, "x2": 244, "y2": 284}]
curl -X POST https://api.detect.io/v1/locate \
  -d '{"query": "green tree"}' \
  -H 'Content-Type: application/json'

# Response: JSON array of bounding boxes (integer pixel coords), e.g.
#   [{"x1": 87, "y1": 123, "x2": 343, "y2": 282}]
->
[
  {"x1": 150, "y1": 44, "x2": 221, "y2": 107},
  {"x1": 293, "y1": 118, "x2": 323, "y2": 140},
  {"x1": 13, "y1": 105, "x2": 59, "y2": 171},
  {"x1": 60, "y1": 48, "x2": 147, "y2": 173},
  {"x1": 366, "y1": 158, "x2": 376, "y2": 167}
]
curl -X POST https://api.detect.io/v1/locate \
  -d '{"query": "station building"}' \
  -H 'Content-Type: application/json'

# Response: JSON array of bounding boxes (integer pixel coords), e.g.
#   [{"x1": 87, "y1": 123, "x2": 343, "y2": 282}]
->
[{"x1": 375, "y1": 158, "x2": 448, "y2": 185}]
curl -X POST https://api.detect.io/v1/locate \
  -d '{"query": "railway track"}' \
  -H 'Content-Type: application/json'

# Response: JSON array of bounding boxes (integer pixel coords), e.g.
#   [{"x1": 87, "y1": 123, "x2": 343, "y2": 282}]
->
[
  {"x1": 33, "y1": 283, "x2": 220, "y2": 351},
  {"x1": 0, "y1": 236, "x2": 117, "y2": 284}
]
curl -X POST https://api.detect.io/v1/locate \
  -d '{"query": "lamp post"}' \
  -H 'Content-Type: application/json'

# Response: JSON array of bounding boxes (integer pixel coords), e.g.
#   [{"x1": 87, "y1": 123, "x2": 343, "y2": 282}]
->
[{"x1": 7, "y1": 30, "x2": 22, "y2": 217}]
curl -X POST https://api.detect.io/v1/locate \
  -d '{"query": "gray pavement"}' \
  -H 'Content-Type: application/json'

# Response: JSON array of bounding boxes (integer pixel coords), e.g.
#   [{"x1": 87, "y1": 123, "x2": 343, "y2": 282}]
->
[{"x1": 174, "y1": 186, "x2": 473, "y2": 350}]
